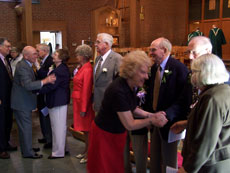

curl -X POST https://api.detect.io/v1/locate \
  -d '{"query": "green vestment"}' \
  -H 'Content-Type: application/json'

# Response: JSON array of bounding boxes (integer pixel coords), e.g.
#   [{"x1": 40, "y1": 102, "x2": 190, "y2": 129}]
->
[{"x1": 209, "y1": 28, "x2": 226, "y2": 58}]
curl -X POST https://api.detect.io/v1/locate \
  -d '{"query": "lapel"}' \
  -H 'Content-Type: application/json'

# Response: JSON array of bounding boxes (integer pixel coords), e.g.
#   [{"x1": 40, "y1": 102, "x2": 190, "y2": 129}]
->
[
  {"x1": 0, "y1": 57, "x2": 8, "y2": 74},
  {"x1": 95, "y1": 56, "x2": 100, "y2": 65},
  {"x1": 158, "y1": 57, "x2": 173, "y2": 101},
  {"x1": 94, "y1": 56, "x2": 101, "y2": 81},
  {"x1": 0, "y1": 56, "x2": 12, "y2": 79},
  {"x1": 95, "y1": 51, "x2": 113, "y2": 81},
  {"x1": 151, "y1": 64, "x2": 158, "y2": 87},
  {"x1": 148, "y1": 64, "x2": 158, "y2": 102},
  {"x1": 6, "y1": 57, "x2": 12, "y2": 73},
  {"x1": 41, "y1": 55, "x2": 51, "y2": 68},
  {"x1": 101, "y1": 51, "x2": 112, "y2": 69},
  {"x1": 94, "y1": 55, "x2": 101, "y2": 71},
  {"x1": 22, "y1": 59, "x2": 36, "y2": 80}
]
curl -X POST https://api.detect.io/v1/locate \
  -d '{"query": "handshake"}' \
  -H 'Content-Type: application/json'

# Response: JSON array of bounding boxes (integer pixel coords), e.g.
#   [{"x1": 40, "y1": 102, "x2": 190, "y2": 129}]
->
[
  {"x1": 147, "y1": 111, "x2": 168, "y2": 127},
  {"x1": 42, "y1": 74, "x2": 56, "y2": 85}
]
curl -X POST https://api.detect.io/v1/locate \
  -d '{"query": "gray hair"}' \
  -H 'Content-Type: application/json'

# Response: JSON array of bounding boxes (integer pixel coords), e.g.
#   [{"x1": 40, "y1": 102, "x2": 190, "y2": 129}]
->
[
  {"x1": 36, "y1": 43, "x2": 50, "y2": 52},
  {"x1": 75, "y1": 44, "x2": 93, "y2": 61},
  {"x1": 97, "y1": 33, "x2": 113, "y2": 48},
  {"x1": 11, "y1": 47, "x2": 19, "y2": 53},
  {"x1": 191, "y1": 53, "x2": 229, "y2": 88},
  {"x1": 189, "y1": 36, "x2": 212, "y2": 53},
  {"x1": 156, "y1": 37, "x2": 172, "y2": 52},
  {"x1": 0, "y1": 37, "x2": 9, "y2": 45}
]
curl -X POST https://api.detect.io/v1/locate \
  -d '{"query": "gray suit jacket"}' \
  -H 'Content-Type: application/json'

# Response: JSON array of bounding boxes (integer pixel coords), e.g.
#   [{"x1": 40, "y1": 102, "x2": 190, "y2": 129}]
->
[
  {"x1": 93, "y1": 50, "x2": 122, "y2": 111},
  {"x1": 11, "y1": 59, "x2": 42, "y2": 111}
]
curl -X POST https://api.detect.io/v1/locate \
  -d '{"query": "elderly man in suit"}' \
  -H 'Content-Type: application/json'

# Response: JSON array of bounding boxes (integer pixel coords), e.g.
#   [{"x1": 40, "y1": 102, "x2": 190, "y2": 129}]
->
[
  {"x1": 11, "y1": 46, "x2": 56, "y2": 159},
  {"x1": 144, "y1": 37, "x2": 191, "y2": 173},
  {"x1": 187, "y1": 36, "x2": 212, "y2": 60},
  {"x1": 0, "y1": 38, "x2": 14, "y2": 159},
  {"x1": 93, "y1": 33, "x2": 122, "y2": 113},
  {"x1": 35, "y1": 43, "x2": 53, "y2": 148},
  {"x1": 170, "y1": 36, "x2": 230, "y2": 135}
]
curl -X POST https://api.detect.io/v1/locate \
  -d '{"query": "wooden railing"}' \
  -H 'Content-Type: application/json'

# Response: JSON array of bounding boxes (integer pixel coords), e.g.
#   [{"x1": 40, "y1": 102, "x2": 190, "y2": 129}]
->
[
  {"x1": 68, "y1": 46, "x2": 230, "y2": 71},
  {"x1": 113, "y1": 46, "x2": 191, "y2": 68}
]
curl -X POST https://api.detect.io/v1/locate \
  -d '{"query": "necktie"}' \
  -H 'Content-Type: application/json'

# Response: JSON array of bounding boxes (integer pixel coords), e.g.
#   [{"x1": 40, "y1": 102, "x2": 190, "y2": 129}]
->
[
  {"x1": 95, "y1": 56, "x2": 103, "y2": 78},
  {"x1": 32, "y1": 64, "x2": 38, "y2": 78},
  {"x1": 4, "y1": 58, "x2": 13, "y2": 80},
  {"x1": 153, "y1": 66, "x2": 161, "y2": 110}
]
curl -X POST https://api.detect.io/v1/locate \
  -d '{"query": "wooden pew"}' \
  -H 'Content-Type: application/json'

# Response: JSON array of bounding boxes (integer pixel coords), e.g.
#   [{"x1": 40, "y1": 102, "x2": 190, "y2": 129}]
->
[{"x1": 113, "y1": 46, "x2": 190, "y2": 68}]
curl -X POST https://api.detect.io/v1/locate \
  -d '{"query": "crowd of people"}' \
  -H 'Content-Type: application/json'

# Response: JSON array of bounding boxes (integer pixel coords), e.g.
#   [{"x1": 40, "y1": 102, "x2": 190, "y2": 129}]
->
[{"x1": 1, "y1": 33, "x2": 230, "y2": 173}]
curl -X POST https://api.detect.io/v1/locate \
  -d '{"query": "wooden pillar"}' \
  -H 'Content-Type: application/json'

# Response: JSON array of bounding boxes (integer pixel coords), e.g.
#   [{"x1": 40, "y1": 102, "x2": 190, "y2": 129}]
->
[
  {"x1": 186, "y1": 0, "x2": 189, "y2": 36},
  {"x1": 21, "y1": 0, "x2": 33, "y2": 45},
  {"x1": 130, "y1": 0, "x2": 140, "y2": 47},
  {"x1": 219, "y1": 0, "x2": 223, "y2": 27},
  {"x1": 201, "y1": 0, "x2": 205, "y2": 21}
]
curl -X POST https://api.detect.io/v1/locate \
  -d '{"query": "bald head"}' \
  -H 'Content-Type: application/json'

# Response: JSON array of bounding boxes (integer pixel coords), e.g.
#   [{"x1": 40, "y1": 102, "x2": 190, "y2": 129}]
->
[
  {"x1": 188, "y1": 36, "x2": 212, "y2": 60},
  {"x1": 151, "y1": 37, "x2": 172, "y2": 52},
  {"x1": 22, "y1": 46, "x2": 38, "y2": 63},
  {"x1": 149, "y1": 37, "x2": 172, "y2": 65}
]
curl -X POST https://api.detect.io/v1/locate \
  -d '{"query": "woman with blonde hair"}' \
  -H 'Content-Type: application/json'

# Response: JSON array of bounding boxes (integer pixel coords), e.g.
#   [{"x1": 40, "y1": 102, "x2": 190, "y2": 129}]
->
[{"x1": 87, "y1": 50, "x2": 168, "y2": 173}]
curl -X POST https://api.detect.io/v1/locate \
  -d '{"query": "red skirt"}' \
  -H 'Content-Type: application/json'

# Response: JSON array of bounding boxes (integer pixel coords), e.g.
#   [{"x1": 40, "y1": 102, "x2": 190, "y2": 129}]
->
[
  {"x1": 72, "y1": 98, "x2": 95, "y2": 132},
  {"x1": 87, "y1": 121, "x2": 127, "y2": 173}
]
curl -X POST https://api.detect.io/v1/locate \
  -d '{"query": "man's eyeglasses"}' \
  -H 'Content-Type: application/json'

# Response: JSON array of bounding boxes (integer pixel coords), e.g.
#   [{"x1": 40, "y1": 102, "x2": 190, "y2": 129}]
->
[
  {"x1": 186, "y1": 49, "x2": 206, "y2": 56},
  {"x1": 4, "y1": 44, "x2": 11, "y2": 49},
  {"x1": 95, "y1": 40, "x2": 104, "y2": 44},
  {"x1": 149, "y1": 48, "x2": 161, "y2": 52}
]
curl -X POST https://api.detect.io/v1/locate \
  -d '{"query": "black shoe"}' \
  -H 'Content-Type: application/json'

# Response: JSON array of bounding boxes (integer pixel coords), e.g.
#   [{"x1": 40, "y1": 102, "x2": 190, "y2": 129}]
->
[
  {"x1": 48, "y1": 155, "x2": 64, "y2": 159},
  {"x1": 0, "y1": 152, "x2": 10, "y2": 159},
  {"x1": 38, "y1": 138, "x2": 47, "y2": 144},
  {"x1": 44, "y1": 143, "x2": 52, "y2": 149},
  {"x1": 6, "y1": 144, "x2": 17, "y2": 151},
  {"x1": 33, "y1": 148, "x2": 40, "y2": 152},
  {"x1": 24, "y1": 153, "x2": 43, "y2": 159}
]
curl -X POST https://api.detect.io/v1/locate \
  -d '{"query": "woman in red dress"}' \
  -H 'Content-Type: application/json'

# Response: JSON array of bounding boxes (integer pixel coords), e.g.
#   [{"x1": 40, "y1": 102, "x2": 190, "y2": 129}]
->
[{"x1": 72, "y1": 44, "x2": 95, "y2": 164}]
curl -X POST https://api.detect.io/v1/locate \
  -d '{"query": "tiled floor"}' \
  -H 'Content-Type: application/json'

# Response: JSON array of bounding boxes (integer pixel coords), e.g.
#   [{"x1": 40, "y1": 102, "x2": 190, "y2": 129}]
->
[
  {"x1": 1, "y1": 103, "x2": 151, "y2": 173},
  {"x1": 0, "y1": 105, "x2": 87, "y2": 173}
]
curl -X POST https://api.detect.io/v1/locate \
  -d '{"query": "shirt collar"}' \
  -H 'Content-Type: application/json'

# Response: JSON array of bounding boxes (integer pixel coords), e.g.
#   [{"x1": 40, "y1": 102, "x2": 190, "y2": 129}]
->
[
  {"x1": 25, "y1": 59, "x2": 33, "y2": 67},
  {"x1": 0, "y1": 53, "x2": 5, "y2": 64},
  {"x1": 160, "y1": 55, "x2": 170, "y2": 72},
  {"x1": 42, "y1": 54, "x2": 49, "y2": 64},
  {"x1": 101, "y1": 49, "x2": 111, "y2": 61}
]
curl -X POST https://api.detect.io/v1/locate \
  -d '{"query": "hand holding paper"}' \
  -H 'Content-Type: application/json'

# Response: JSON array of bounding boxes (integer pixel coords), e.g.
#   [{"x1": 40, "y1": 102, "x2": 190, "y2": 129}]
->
[{"x1": 170, "y1": 120, "x2": 187, "y2": 134}]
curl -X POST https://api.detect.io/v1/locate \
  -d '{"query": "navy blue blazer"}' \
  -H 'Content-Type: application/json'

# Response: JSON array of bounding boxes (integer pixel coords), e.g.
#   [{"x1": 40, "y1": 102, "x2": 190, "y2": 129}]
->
[
  {"x1": 37, "y1": 55, "x2": 53, "y2": 80},
  {"x1": 39, "y1": 63, "x2": 70, "y2": 109},
  {"x1": 144, "y1": 56, "x2": 192, "y2": 141},
  {"x1": 37, "y1": 55, "x2": 53, "y2": 109}
]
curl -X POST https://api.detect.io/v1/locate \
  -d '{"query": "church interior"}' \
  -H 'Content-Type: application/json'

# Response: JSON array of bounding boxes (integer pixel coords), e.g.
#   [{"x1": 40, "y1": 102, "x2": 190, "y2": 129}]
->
[
  {"x1": 2, "y1": 0, "x2": 230, "y2": 61},
  {"x1": 1, "y1": 0, "x2": 230, "y2": 172}
]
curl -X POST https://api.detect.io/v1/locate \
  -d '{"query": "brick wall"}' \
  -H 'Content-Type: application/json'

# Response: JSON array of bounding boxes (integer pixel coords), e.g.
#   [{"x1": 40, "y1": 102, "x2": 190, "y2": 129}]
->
[
  {"x1": 0, "y1": 2, "x2": 20, "y2": 44},
  {"x1": 140, "y1": 0, "x2": 187, "y2": 46},
  {"x1": 32, "y1": 0, "x2": 91, "y2": 57},
  {"x1": 0, "y1": 0, "x2": 187, "y2": 55}
]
